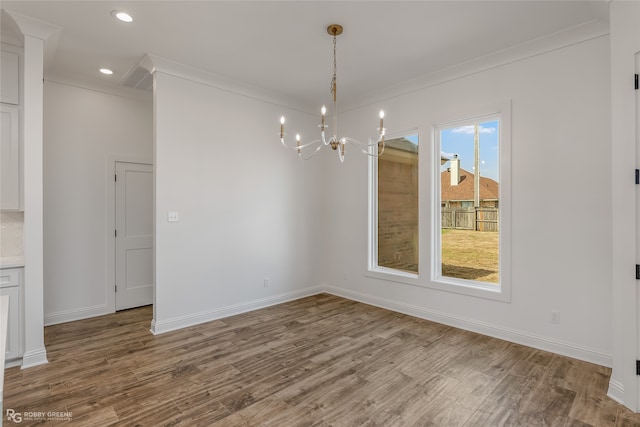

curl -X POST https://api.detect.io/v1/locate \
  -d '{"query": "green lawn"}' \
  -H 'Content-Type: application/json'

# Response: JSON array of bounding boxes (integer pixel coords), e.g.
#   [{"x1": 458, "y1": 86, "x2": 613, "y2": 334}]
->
[{"x1": 441, "y1": 229, "x2": 499, "y2": 284}]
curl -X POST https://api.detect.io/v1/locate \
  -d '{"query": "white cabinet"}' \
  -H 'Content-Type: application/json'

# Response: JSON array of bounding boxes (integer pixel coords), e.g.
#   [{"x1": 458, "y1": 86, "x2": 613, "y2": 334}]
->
[
  {"x1": 1, "y1": 47, "x2": 22, "y2": 211},
  {"x1": 1, "y1": 50, "x2": 19, "y2": 105},
  {"x1": 0, "y1": 105, "x2": 20, "y2": 211},
  {"x1": 0, "y1": 268, "x2": 23, "y2": 361}
]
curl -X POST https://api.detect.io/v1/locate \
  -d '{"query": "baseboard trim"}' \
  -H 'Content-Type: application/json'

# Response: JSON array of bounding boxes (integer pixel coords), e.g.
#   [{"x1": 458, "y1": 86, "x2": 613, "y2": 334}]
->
[
  {"x1": 4, "y1": 358, "x2": 21, "y2": 369},
  {"x1": 21, "y1": 347, "x2": 48, "y2": 369},
  {"x1": 324, "y1": 285, "x2": 612, "y2": 368},
  {"x1": 41, "y1": 285, "x2": 612, "y2": 368},
  {"x1": 150, "y1": 286, "x2": 323, "y2": 335},
  {"x1": 45, "y1": 303, "x2": 110, "y2": 326},
  {"x1": 607, "y1": 379, "x2": 625, "y2": 406}
]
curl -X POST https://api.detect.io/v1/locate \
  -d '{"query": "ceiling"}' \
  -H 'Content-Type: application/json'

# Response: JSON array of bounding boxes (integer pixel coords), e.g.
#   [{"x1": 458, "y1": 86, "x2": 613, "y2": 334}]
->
[{"x1": 0, "y1": 1, "x2": 609, "y2": 110}]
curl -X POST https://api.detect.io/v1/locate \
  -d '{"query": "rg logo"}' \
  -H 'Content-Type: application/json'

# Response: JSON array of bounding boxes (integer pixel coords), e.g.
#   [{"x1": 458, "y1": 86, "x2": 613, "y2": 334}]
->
[{"x1": 6, "y1": 409, "x2": 22, "y2": 423}]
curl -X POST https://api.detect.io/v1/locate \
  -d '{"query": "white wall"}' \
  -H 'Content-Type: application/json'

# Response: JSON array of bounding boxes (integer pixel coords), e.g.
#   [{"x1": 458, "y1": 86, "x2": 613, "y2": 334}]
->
[
  {"x1": 151, "y1": 70, "x2": 321, "y2": 333},
  {"x1": 320, "y1": 35, "x2": 613, "y2": 366},
  {"x1": 43, "y1": 81, "x2": 152, "y2": 324}
]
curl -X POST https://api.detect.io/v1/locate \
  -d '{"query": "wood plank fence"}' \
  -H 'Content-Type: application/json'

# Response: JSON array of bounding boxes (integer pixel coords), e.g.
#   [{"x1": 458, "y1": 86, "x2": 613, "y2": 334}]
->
[{"x1": 441, "y1": 208, "x2": 499, "y2": 232}]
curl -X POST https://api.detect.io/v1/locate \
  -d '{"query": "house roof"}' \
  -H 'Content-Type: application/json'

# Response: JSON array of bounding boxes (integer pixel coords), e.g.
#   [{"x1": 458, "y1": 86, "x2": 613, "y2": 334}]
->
[
  {"x1": 441, "y1": 168, "x2": 499, "y2": 202},
  {"x1": 386, "y1": 137, "x2": 417, "y2": 154}
]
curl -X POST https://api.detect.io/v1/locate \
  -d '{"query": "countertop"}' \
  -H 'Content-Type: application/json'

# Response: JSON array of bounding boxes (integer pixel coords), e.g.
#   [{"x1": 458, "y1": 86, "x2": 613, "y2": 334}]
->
[{"x1": 0, "y1": 256, "x2": 24, "y2": 269}]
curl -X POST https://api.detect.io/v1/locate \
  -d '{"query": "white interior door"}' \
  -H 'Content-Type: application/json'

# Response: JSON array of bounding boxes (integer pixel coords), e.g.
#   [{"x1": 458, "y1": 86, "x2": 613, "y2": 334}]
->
[{"x1": 115, "y1": 162, "x2": 153, "y2": 310}]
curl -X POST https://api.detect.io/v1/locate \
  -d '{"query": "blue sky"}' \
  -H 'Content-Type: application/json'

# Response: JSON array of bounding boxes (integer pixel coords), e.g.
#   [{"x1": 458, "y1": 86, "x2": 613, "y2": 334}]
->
[
  {"x1": 405, "y1": 134, "x2": 419, "y2": 145},
  {"x1": 440, "y1": 119, "x2": 499, "y2": 182}
]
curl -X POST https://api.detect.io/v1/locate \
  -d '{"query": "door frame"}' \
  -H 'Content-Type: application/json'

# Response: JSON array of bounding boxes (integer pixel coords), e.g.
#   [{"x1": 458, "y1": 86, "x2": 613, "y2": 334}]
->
[
  {"x1": 636, "y1": 51, "x2": 640, "y2": 412},
  {"x1": 106, "y1": 155, "x2": 153, "y2": 314}
]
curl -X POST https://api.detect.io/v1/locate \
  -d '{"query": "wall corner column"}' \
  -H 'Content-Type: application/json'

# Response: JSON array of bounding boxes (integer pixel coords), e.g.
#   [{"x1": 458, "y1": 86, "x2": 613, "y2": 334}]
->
[{"x1": 5, "y1": 10, "x2": 60, "y2": 368}]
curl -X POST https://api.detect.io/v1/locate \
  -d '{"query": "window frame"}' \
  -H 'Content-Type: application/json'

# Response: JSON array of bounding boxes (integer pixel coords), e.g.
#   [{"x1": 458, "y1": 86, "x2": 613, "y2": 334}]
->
[
  {"x1": 431, "y1": 104, "x2": 511, "y2": 302},
  {"x1": 367, "y1": 101, "x2": 511, "y2": 303},
  {"x1": 368, "y1": 129, "x2": 421, "y2": 282}
]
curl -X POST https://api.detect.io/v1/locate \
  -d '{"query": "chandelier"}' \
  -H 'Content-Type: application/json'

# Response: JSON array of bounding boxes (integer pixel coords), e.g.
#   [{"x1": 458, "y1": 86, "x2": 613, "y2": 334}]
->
[{"x1": 279, "y1": 24, "x2": 386, "y2": 162}]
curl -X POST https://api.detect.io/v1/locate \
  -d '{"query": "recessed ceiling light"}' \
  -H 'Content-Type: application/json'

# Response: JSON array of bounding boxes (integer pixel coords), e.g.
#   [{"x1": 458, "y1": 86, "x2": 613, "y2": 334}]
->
[
  {"x1": 112, "y1": 11, "x2": 133, "y2": 23},
  {"x1": 99, "y1": 68, "x2": 114, "y2": 75}
]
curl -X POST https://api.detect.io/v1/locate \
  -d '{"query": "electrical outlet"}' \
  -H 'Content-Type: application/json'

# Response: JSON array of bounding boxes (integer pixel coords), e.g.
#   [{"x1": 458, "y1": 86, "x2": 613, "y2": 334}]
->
[
  {"x1": 551, "y1": 310, "x2": 560, "y2": 324},
  {"x1": 263, "y1": 278, "x2": 269, "y2": 288}
]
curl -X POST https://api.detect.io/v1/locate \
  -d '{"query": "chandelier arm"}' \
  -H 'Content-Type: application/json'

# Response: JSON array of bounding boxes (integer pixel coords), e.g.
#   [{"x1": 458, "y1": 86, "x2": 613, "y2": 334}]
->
[
  {"x1": 280, "y1": 137, "x2": 323, "y2": 151},
  {"x1": 341, "y1": 135, "x2": 384, "y2": 147},
  {"x1": 342, "y1": 137, "x2": 386, "y2": 157},
  {"x1": 321, "y1": 130, "x2": 330, "y2": 145},
  {"x1": 280, "y1": 137, "x2": 324, "y2": 160},
  {"x1": 298, "y1": 144, "x2": 324, "y2": 160}
]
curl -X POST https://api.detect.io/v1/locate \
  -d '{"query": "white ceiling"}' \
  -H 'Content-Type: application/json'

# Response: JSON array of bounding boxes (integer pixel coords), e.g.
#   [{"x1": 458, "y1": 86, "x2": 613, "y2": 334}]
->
[{"x1": 0, "y1": 1, "x2": 609, "y2": 109}]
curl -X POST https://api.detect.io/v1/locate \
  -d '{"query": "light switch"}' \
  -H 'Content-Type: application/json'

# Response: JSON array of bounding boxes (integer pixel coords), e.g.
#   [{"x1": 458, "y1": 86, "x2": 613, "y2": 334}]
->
[{"x1": 167, "y1": 211, "x2": 179, "y2": 222}]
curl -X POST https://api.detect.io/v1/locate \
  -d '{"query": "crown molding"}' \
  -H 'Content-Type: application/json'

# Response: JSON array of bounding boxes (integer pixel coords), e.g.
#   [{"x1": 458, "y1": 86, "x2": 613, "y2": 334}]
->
[
  {"x1": 3, "y1": 9, "x2": 61, "y2": 71},
  {"x1": 139, "y1": 53, "x2": 313, "y2": 114},
  {"x1": 45, "y1": 72, "x2": 152, "y2": 102},
  {"x1": 342, "y1": 18, "x2": 610, "y2": 112},
  {"x1": 3, "y1": 10, "x2": 60, "y2": 41},
  {"x1": 0, "y1": 10, "x2": 22, "y2": 47}
]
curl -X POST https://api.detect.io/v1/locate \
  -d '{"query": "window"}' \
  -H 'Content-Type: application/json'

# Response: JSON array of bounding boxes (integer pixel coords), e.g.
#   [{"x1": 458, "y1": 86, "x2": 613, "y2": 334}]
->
[
  {"x1": 437, "y1": 118, "x2": 500, "y2": 286},
  {"x1": 371, "y1": 134, "x2": 419, "y2": 275},
  {"x1": 368, "y1": 102, "x2": 510, "y2": 302}
]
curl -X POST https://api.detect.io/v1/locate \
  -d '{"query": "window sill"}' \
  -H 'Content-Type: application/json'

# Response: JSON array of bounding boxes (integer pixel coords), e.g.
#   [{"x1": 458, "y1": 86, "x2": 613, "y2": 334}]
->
[{"x1": 365, "y1": 268, "x2": 510, "y2": 303}]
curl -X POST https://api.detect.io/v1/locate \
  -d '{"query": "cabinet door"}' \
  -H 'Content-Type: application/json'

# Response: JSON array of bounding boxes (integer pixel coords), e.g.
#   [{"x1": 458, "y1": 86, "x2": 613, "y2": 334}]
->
[
  {"x1": 0, "y1": 285, "x2": 22, "y2": 360},
  {"x1": 0, "y1": 105, "x2": 20, "y2": 210},
  {"x1": 1, "y1": 50, "x2": 19, "y2": 105}
]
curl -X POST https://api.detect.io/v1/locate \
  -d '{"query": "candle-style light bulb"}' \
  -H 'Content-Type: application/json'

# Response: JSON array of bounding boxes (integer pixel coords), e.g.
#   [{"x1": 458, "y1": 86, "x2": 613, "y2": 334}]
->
[
  {"x1": 379, "y1": 110, "x2": 384, "y2": 132},
  {"x1": 280, "y1": 116, "x2": 285, "y2": 138},
  {"x1": 321, "y1": 105, "x2": 326, "y2": 129}
]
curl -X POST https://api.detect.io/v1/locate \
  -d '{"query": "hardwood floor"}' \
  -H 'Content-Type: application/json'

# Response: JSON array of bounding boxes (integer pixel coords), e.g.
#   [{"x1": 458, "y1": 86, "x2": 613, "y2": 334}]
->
[{"x1": 4, "y1": 294, "x2": 640, "y2": 426}]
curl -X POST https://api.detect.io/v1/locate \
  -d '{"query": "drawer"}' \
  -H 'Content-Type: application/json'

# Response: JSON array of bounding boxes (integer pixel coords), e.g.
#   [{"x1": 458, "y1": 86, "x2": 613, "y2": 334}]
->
[{"x1": 0, "y1": 268, "x2": 21, "y2": 288}]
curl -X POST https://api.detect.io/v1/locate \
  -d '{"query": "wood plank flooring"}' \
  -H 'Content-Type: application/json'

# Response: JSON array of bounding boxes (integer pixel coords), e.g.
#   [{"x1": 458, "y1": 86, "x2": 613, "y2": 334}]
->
[{"x1": 4, "y1": 294, "x2": 640, "y2": 426}]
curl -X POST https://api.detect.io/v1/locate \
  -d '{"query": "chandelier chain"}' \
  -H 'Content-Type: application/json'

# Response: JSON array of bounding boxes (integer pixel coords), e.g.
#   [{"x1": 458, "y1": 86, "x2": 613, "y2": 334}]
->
[{"x1": 330, "y1": 35, "x2": 337, "y2": 98}]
